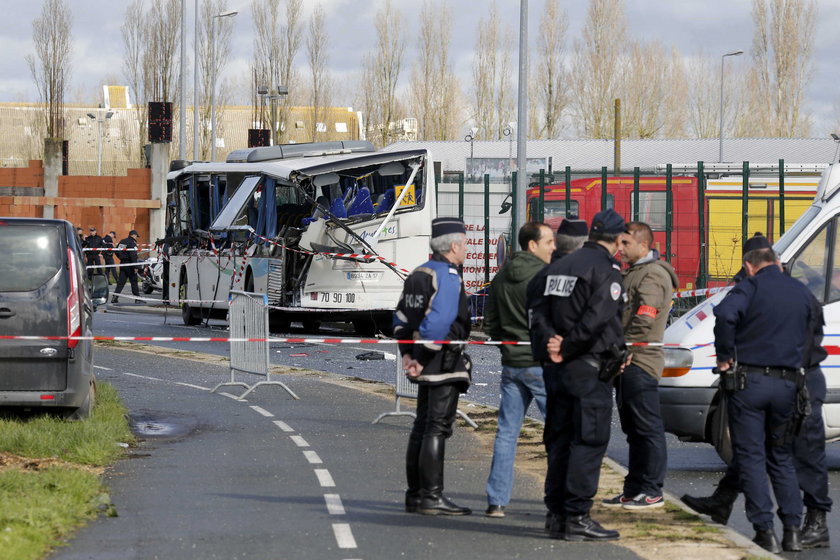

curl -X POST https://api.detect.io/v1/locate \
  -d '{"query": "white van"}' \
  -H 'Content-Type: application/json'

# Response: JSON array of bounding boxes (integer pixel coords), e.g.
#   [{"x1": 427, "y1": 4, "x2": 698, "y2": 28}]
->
[{"x1": 660, "y1": 162, "x2": 840, "y2": 457}]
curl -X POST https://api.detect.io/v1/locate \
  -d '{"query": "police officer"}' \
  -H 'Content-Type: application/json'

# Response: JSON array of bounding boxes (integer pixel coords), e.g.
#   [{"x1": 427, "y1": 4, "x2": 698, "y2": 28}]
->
[
  {"x1": 394, "y1": 217, "x2": 472, "y2": 516},
  {"x1": 84, "y1": 227, "x2": 103, "y2": 279},
  {"x1": 112, "y1": 230, "x2": 141, "y2": 303},
  {"x1": 101, "y1": 231, "x2": 119, "y2": 284},
  {"x1": 712, "y1": 237, "x2": 814, "y2": 553},
  {"x1": 531, "y1": 209, "x2": 626, "y2": 541},
  {"x1": 682, "y1": 235, "x2": 831, "y2": 549}
]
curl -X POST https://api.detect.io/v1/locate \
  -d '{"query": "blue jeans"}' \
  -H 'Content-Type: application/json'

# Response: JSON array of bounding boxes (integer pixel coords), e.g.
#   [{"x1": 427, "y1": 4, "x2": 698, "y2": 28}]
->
[{"x1": 486, "y1": 365, "x2": 548, "y2": 507}]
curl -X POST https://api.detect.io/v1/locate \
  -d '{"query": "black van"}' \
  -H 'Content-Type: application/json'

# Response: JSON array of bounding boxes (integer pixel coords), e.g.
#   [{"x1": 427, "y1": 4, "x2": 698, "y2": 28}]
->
[{"x1": 0, "y1": 218, "x2": 108, "y2": 419}]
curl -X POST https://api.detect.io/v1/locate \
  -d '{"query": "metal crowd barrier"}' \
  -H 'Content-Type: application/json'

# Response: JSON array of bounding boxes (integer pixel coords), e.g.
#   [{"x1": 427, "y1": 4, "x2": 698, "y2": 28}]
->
[
  {"x1": 374, "y1": 355, "x2": 478, "y2": 429},
  {"x1": 212, "y1": 290, "x2": 299, "y2": 401}
]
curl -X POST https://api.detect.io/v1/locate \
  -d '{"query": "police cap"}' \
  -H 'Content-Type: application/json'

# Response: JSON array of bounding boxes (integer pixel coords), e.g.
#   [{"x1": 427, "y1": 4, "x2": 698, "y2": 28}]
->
[
  {"x1": 590, "y1": 209, "x2": 627, "y2": 234},
  {"x1": 557, "y1": 218, "x2": 588, "y2": 237},
  {"x1": 431, "y1": 217, "x2": 466, "y2": 238},
  {"x1": 743, "y1": 232, "x2": 771, "y2": 255}
]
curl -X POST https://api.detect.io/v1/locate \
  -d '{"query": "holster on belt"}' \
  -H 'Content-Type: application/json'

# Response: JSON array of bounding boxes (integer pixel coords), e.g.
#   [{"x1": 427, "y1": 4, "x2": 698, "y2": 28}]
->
[
  {"x1": 776, "y1": 368, "x2": 811, "y2": 447},
  {"x1": 597, "y1": 344, "x2": 628, "y2": 383}
]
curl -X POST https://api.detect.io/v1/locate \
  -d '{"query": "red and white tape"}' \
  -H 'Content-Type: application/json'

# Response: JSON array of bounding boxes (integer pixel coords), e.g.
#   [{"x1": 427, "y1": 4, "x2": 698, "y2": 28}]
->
[{"x1": 248, "y1": 230, "x2": 411, "y2": 275}]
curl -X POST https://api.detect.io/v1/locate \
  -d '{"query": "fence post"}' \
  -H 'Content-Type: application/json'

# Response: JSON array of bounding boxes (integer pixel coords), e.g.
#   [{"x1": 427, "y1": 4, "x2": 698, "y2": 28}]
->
[
  {"x1": 601, "y1": 166, "x2": 608, "y2": 210},
  {"x1": 538, "y1": 168, "x2": 545, "y2": 221},
  {"x1": 458, "y1": 172, "x2": 465, "y2": 221},
  {"x1": 511, "y1": 170, "x2": 518, "y2": 237},
  {"x1": 779, "y1": 158, "x2": 786, "y2": 236},
  {"x1": 697, "y1": 161, "x2": 706, "y2": 289},
  {"x1": 484, "y1": 173, "x2": 491, "y2": 285},
  {"x1": 666, "y1": 164, "x2": 673, "y2": 263},
  {"x1": 632, "y1": 167, "x2": 640, "y2": 222},
  {"x1": 565, "y1": 166, "x2": 572, "y2": 217},
  {"x1": 742, "y1": 161, "x2": 750, "y2": 247}
]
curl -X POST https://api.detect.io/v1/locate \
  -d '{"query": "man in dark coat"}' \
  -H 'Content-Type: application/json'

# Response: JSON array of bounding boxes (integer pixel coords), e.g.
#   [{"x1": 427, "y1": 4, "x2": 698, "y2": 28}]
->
[{"x1": 112, "y1": 230, "x2": 141, "y2": 303}]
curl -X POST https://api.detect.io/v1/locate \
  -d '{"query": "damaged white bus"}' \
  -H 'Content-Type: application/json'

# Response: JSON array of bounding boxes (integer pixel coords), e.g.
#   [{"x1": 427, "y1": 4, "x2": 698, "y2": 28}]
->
[{"x1": 163, "y1": 141, "x2": 435, "y2": 334}]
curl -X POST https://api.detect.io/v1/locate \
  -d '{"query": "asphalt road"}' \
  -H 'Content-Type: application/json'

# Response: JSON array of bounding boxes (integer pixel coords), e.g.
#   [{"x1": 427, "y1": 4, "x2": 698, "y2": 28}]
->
[
  {"x1": 50, "y1": 343, "x2": 637, "y2": 560},
  {"x1": 91, "y1": 302, "x2": 840, "y2": 555}
]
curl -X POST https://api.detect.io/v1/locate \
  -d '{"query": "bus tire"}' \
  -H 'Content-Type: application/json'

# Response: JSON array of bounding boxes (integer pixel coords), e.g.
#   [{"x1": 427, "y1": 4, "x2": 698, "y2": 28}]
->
[
  {"x1": 302, "y1": 319, "x2": 321, "y2": 332},
  {"x1": 180, "y1": 273, "x2": 201, "y2": 326},
  {"x1": 270, "y1": 312, "x2": 291, "y2": 333}
]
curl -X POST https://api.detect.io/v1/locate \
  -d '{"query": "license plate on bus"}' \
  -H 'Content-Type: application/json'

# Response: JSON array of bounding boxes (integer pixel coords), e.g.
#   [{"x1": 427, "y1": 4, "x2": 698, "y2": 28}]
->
[{"x1": 346, "y1": 271, "x2": 382, "y2": 281}]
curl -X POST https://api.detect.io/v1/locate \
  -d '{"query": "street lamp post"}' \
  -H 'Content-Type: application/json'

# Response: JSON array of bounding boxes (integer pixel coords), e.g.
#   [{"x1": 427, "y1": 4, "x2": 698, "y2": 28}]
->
[
  {"x1": 464, "y1": 127, "x2": 478, "y2": 182},
  {"x1": 503, "y1": 122, "x2": 516, "y2": 181},
  {"x1": 193, "y1": 0, "x2": 199, "y2": 160},
  {"x1": 267, "y1": 85, "x2": 289, "y2": 146},
  {"x1": 719, "y1": 49, "x2": 743, "y2": 162},
  {"x1": 87, "y1": 110, "x2": 114, "y2": 176},
  {"x1": 210, "y1": 10, "x2": 238, "y2": 161}
]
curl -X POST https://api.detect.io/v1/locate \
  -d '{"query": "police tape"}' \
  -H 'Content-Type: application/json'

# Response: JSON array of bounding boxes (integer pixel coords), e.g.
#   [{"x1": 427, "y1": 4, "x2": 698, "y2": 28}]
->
[
  {"x1": 85, "y1": 261, "x2": 153, "y2": 269},
  {"x1": 0, "y1": 334, "x2": 714, "y2": 349},
  {"x1": 247, "y1": 229, "x2": 412, "y2": 275},
  {"x1": 674, "y1": 287, "x2": 727, "y2": 299}
]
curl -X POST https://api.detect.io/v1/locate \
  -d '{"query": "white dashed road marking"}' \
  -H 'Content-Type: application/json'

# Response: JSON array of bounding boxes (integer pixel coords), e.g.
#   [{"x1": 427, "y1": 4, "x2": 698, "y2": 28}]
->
[
  {"x1": 290, "y1": 435, "x2": 310, "y2": 447},
  {"x1": 219, "y1": 392, "x2": 240, "y2": 400},
  {"x1": 175, "y1": 382, "x2": 210, "y2": 391},
  {"x1": 123, "y1": 372, "x2": 162, "y2": 381},
  {"x1": 332, "y1": 523, "x2": 358, "y2": 549},
  {"x1": 314, "y1": 469, "x2": 336, "y2": 487},
  {"x1": 249, "y1": 405, "x2": 274, "y2": 417},
  {"x1": 303, "y1": 450, "x2": 322, "y2": 464},
  {"x1": 324, "y1": 494, "x2": 346, "y2": 515},
  {"x1": 93, "y1": 365, "x2": 113, "y2": 371},
  {"x1": 272, "y1": 420, "x2": 295, "y2": 432}
]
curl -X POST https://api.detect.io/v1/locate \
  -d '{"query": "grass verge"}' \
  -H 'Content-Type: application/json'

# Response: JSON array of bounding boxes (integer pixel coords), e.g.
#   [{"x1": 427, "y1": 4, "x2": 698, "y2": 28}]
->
[{"x1": 0, "y1": 382, "x2": 133, "y2": 560}]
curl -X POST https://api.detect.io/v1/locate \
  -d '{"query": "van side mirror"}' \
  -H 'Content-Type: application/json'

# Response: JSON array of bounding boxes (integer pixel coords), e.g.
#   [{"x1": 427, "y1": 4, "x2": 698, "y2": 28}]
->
[{"x1": 90, "y1": 274, "x2": 109, "y2": 307}]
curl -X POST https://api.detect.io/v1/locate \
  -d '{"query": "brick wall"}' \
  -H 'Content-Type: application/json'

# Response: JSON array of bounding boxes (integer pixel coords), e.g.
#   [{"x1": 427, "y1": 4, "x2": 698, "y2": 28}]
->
[{"x1": 0, "y1": 160, "x2": 154, "y2": 239}]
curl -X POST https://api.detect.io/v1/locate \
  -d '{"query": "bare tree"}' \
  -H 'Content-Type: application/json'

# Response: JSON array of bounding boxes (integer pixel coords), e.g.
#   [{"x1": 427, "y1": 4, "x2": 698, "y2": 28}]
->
[
  {"x1": 621, "y1": 41, "x2": 671, "y2": 139},
  {"x1": 197, "y1": 0, "x2": 235, "y2": 159},
  {"x1": 569, "y1": 0, "x2": 627, "y2": 139},
  {"x1": 747, "y1": 0, "x2": 816, "y2": 136},
  {"x1": 535, "y1": 0, "x2": 568, "y2": 139},
  {"x1": 494, "y1": 26, "x2": 515, "y2": 140},
  {"x1": 307, "y1": 3, "x2": 332, "y2": 142},
  {"x1": 408, "y1": 0, "x2": 461, "y2": 141},
  {"x1": 27, "y1": 0, "x2": 73, "y2": 139},
  {"x1": 121, "y1": 0, "x2": 181, "y2": 161},
  {"x1": 370, "y1": 0, "x2": 406, "y2": 146},
  {"x1": 662, "y1": 47, "x2": 688, "y2": 138},
  {"x1": 252, "y1": 0, "x2": 303, "y2": 145},
  {"x1": 471, "y1": 3, "x2": 498, "y2": 140},
  {"x1": 686, "y1": 51, "x2": 743, "y2": 139}
]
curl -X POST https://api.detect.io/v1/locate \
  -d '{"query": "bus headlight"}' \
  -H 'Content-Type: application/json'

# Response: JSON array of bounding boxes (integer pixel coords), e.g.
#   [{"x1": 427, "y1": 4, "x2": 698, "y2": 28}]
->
[{"x1": 662, "y1": 347, "x2": 693, "y2": 377}]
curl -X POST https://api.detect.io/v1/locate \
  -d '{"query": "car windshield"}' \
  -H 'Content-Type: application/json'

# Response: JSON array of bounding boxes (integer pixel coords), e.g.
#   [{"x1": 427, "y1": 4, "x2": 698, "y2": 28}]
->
[{"x1": 0, "y1": 224, "x2": 62, "y2": 291}]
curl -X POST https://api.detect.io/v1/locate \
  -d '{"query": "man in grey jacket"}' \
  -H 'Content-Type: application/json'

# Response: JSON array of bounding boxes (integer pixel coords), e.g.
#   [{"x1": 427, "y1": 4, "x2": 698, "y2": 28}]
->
[
  {"x1": 484, "y1": 221, "x2": 555, "y2": 518},
  {"x1": 602, "y1": 221, "x2": 677, "y2": 510}
]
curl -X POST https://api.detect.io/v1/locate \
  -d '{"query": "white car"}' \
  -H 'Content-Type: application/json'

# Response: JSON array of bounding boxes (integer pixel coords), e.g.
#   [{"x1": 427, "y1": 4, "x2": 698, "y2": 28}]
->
[{"x1": 660, "y1": 162, "x2": 840, "y2": 460}]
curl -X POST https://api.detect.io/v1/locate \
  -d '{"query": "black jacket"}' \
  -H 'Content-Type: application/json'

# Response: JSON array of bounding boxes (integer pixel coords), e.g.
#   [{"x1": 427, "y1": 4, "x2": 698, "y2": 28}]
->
[
  {"x1": 117, "y1": 236, "x2": 139, "y2": 264},
  {"x1": 393, "y1": 254, "x2": 471, "y2": 391},
  {"x1": 529, "y1": 241, "x2": 625, "y2": 363}
]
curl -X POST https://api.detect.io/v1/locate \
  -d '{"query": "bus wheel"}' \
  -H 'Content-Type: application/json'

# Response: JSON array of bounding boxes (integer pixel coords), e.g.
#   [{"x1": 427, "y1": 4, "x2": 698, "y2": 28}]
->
[
  {"x1": 352, "y1": 318, "x2": 376, "y2": 337},
  {"x1": 180, "y1": 274, "x2": 201, "y2": 326},
  {"x1": 270, "y1": 312, "x2": 291, "y2": 333}
]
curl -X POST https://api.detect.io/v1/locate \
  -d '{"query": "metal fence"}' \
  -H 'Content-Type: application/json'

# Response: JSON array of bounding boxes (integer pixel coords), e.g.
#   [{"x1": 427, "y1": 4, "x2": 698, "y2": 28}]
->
[
  {"x1": 373, "y1": 355, "x2": 478, "y2": 429},
  {"x1": 213, "y1": 290, "x2": 299, "y2": 400},
  {"x1": 437, "y1": 160, "x2": 825, "y2": 317}
]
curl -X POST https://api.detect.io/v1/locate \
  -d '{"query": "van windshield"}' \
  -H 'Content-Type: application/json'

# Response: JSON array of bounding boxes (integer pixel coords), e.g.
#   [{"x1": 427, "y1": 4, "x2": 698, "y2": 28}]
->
[{"x1": 0, "y1": 225, "x2": 62, "y2": 291}]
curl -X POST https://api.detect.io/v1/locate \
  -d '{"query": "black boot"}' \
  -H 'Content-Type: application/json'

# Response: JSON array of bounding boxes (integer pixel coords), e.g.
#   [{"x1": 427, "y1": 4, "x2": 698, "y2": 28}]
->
[
  {"x1": 783, "y1": 526, "x2": 802, "y2": 552},
  {"x1": 405, "y1": 438, "x2": 422, "y2": 513},
  {"x1": 545, "y1": 512, "x2": 565, "y2": 539},
  {"x1": 681, "y1": 483, "x2": 738, "y2": 525},
  {"x1": 801, "y1": 508, "x2": 830, "y2": 549},
  {"x1": 417, "y1": 436, "x2": 470, "y2": 515},
  {"x1": 753, "y1": 529, "x2": 781, "y2": 554},
  {"x1": 564, "y1": 514, "x2": 620, "y2": 541}
]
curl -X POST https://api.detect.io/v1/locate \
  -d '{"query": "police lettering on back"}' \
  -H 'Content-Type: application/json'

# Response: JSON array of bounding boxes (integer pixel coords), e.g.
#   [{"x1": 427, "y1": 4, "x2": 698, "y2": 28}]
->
[{"x1": 544, "y1": 275, "x2": 577, "y2": 297}]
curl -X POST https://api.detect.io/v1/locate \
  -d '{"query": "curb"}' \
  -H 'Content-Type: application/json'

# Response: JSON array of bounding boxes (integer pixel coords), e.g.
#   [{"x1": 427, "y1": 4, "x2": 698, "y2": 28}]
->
[{"x1": 601, "y1": 456, "x2": 784, "y2": 560}]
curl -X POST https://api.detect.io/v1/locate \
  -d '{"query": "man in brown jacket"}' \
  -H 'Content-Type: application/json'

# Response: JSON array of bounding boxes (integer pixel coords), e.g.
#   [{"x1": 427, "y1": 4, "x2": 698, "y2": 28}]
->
[{"x1": 602, "y1": 221, "x2": 678, "y2": 510}]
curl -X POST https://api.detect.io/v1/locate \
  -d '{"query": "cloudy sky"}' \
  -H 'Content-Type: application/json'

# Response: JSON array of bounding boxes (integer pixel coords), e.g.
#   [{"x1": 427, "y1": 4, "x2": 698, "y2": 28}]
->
[{"x1": 3, "y1": 0, "x2": 840, "y2": 137}]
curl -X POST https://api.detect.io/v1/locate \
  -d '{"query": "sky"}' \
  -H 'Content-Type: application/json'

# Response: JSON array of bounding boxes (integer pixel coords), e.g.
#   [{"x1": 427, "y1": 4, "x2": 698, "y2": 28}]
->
[{"x1": 3, "y1": 0, "x2": 840, "y2": 137}]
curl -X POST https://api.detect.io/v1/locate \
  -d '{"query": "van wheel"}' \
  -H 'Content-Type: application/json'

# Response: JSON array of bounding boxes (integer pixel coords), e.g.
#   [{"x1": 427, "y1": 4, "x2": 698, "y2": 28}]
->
[
  {"x1": 709, "y1": 403, "x2": 733, "y2": 465},
  {"x1": 64, "y1": 380, "x2": 96, "y2": 421},
  {"x1": 180, "y1": 275, "x2": 201, "y2": 326}
]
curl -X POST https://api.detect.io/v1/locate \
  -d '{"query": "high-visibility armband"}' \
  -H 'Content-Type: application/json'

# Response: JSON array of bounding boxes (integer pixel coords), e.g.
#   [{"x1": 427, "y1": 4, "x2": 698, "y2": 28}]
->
[{"x1": 636, "y1": 305, "x2": 658, "y2": 318}]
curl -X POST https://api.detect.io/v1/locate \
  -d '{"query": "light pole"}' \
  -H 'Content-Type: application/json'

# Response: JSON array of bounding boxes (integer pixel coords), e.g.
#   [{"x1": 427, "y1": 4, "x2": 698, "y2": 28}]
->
[
  {"x1": 210, "y1": 10, "x2": 237, "y2": 161},
  {"x1": 179, "y1": 0, "x2": 186, "y2": 159},
  {"x1": 503, "y1": 122, "x2": 516, "y2": 181},
  {"x1": 719, "y1": 49, "x2": 743, "y2": 162},
  {"x1": 87, "y1": 110, "x2": 114, "y2": 176},
  {"x1": 464, "y1": 127, "x2": 478, "y2": 182},
  {"x1": 267, "y1": 85, "x2": 289, "y2": 146},
  {"x1": 193, "y1": 0, "x2": 199, "y2": 160}
]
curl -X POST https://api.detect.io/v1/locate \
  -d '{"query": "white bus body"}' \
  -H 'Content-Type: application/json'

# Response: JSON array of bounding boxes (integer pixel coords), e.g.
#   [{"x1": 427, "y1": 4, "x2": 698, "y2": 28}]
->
[
  {"x1": 164, "y1": 142, "x2": 435, "y2": 334},
  {"x1": 660, "y1": 162, "x2": 840, "y2": 455}
]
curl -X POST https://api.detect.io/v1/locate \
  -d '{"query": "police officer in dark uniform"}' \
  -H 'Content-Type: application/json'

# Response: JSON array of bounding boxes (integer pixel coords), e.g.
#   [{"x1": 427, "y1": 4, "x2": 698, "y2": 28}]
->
[
  {"x1": 712, "y1": 237, "x2": 815, "y2": 553},
  {"x1": 84, "y1": 227, "x2": 103, "y2": 279},
  {"x1": 683, "y1": 235, "x2": 831, "y2": 550},
  {"x1": 531, "y1": 209, "x2": 626, "y2": 541},
  {"x1": 112, "y1": 230, "x2": 141, "y2": 303},
  {"x1": 101, "y1": 231, "x2": 119, "y2": 284},
  {"x1": 394, "y1": 217, "x2": 473, "y2": 516}
]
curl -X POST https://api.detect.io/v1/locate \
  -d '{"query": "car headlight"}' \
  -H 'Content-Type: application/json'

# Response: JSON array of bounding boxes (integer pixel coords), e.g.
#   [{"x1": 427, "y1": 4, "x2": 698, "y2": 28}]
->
[{"x1": 662, "y1": 347, "x2": 693, "y2": 377}]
